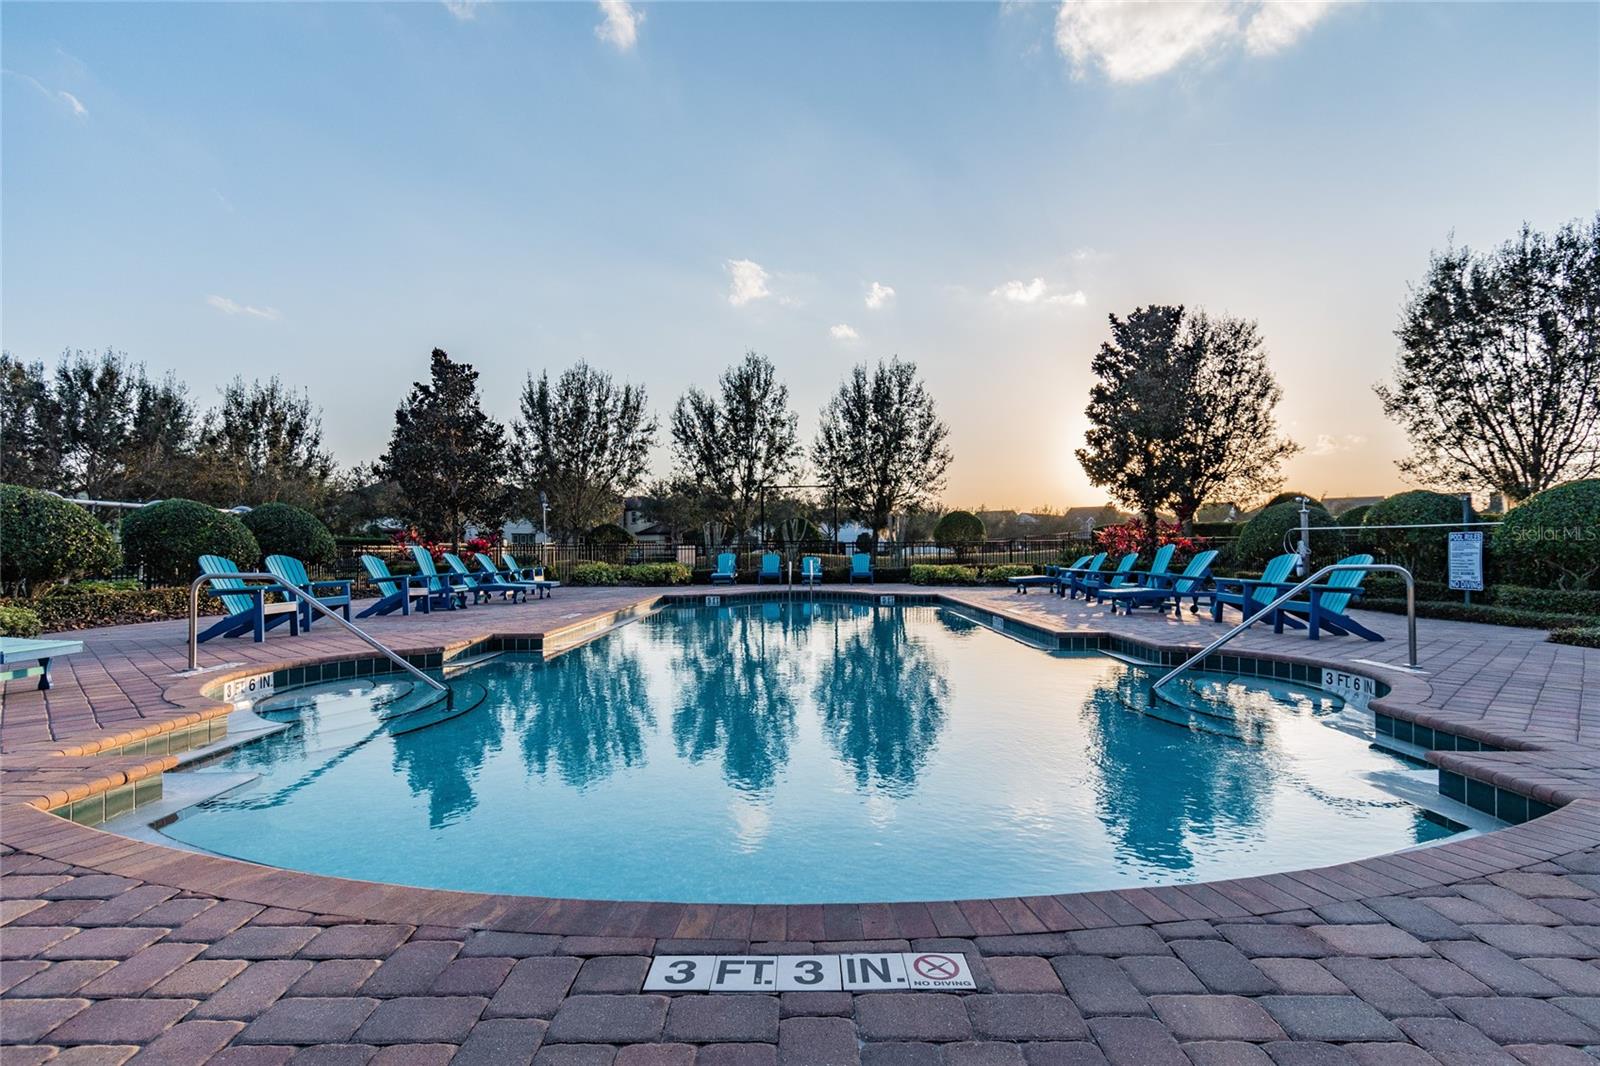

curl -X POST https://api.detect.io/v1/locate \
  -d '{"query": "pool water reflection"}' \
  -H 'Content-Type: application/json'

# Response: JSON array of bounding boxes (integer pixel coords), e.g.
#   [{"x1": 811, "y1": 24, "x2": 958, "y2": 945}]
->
[{"x1": 161, "y1": 602, "x2": 1455, "y2": 903}]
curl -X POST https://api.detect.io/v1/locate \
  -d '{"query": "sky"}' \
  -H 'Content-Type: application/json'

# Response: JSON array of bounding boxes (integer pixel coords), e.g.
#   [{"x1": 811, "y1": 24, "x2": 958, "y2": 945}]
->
[{"x1": 4, "y1": 1, "x2": 1596, "y2": 510}]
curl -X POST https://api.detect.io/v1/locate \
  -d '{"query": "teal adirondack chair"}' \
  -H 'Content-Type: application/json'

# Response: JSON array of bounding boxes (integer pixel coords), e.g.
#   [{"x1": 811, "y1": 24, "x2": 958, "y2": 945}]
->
[
  {"x1": 357, "y1": 554, "x2": 432, "y2": 617},
  {"x1": 501, "y1": 552, "x2": 546, "y2": 581},
  {"x1": 1097, "y1": 550, "x2": 1220, "y2": 614},
  {"x1": 757, "y1": 552, "x2": 782, "y2": 584},
  {"x1": 265, "y1": 555, "x2": 351, "y2": 631},
  {"x1": 709, "y1": 552, "x2": 737, "y2": 585},
  {"x1": 1272, "y1": 553, "x2": 1383, "y2": 642},
  {"x1": 475, "y1": 552, "x2": 558, "y2": 599},
  {"x1": 1210, "y1": 553, "x2": 1299, "y2": 625},
  {"x1": 1082, "y1": 552, "x2": 1139, "y2": 602},
  {"x1": 1010, "y1": 555, "x2": 1090, "y2": 594},
  {"x1": 442, "y1": 552, "x2": 511, "y2": 603},
  {"x1": 849, "y1": 553, "x2": 874, "y2": 584},
  {"x1": 1088, "y1": 544, "x2": 1175, "y2": 609},
  {"x1": 1059, "y1": 552, "x2": 1109, "y2": 599},
  {"x1": 196, "y1": 554, "x2": 300, "y2": 643},
  {"x1": 408, "y1": 546, "x2": 470, "y2": 609},
  {"x1": 800, "y1": 555, "x2": 822, "y2": 586}
]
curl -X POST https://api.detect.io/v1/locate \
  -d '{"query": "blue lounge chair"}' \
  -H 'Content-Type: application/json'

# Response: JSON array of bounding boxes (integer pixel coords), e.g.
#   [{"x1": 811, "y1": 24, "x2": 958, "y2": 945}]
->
[
  {"x1": 1270, "y1": 553, "x2": 1383, "y2": 642},
  {"x1": 1010, "y1": 555, "x2": 1091, "y2": 594},
  {"x1": 443, "y1": 552, "x2": 518, "y2": 603},
  {"x1": 475, "y1": 552, "x2": 558, "y2": 599},
  {"x1": 710, "y1": 552, "x2": 737, "y2": 585},
  {"x1": 265, "y1": 554, "x2": 352, "y2": 631},
  {"x1": 196, "y1": 554, "x2": 301, "y2": 643},
  {"x1": 408, "y1": 546, "x2": 470, "y2": 609},
  {"x1": 1081, "y1": 552, "x2": 1139, "y2": 602},
  {"x1": 800, "y1": 555, "x2": 822, "y2": 586},
  {"x1": 849, "y1": 553, "x2": 874, "y2": 584},
  {"x1": 758, "y1": 552, "x2": 782, "y2": 584},
  {"x1": 1096, "y1": 550, "x2": 1219, "y2": 614},
  {"x1": 501, "y1": 552, "x2": 546, "y2": 581},
  {"x1": 1057, "y1": 552, "x2": 1108, "y2": 598},
  {"x1": 1209, "y1": 553, "x2": 1299, "y2": 625},
  {"x1": 357, "y1": 554, "x2": 433, "y2": 617}
]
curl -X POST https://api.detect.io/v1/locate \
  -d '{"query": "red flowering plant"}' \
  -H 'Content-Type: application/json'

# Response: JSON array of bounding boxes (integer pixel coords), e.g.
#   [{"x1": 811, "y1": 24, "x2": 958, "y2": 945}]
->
[
  {"x1": 388, "y1": 528, "x2": 500, "y2": 565},
  {"x1": 1093, "y1": 521, "x2": 1207, "y2": 560}
]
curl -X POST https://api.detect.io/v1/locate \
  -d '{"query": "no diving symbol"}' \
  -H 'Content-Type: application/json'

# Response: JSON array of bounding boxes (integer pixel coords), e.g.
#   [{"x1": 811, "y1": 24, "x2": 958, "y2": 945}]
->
[{"x1": 913, "y1": 954, "x2": 959, "y2": 980}]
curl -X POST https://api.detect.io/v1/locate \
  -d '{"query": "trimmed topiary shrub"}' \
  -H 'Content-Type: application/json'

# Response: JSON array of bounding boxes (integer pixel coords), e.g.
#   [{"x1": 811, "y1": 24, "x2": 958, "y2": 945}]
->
[
  {"x1": 1363, "y1": 490, "x2": 1477, "y2": 582},
  {"x1": 568, "y1": 561, "x2": 625, "y2": 585},
  {"x1": 1495, "y1": 479, "x2": 1600, "y2": 590},
  {"x1": 243, "y1": 503, "x2": 337, "y2": 565},
  {"x1": 620, "y1": 562, "x2": 692, "y2": 586},
  {"x1": 1337, "y1": 504, "x2": 1372, "y2": 527},
  {"x1": 0, "y1": 484, "x2": 121, "y2": 596},
  {"x1": 982, "y1": 564, "x2": 1034, "y2": 584},
  {"x1": 0, "y1": 604, "x2": 44, "y2": 637},
  {"x1": 1260, "y1": 491, "x2": 1323, "y2": 510},
  {"x1": 909, "y1": 564, "x2": 979, "y2": 585},
  {"x1": 1233, "y1": 501, "x2": 1336, "y2": 571},
  {"x1": 588, "y1": 523, "x2": 634, "y2": 545},
  {"x1": 933, "y1": 511, "x2": 986, "y2": 558},
  {"x1": 121, "y1": 499, "x2": 261, "y2": 586}
]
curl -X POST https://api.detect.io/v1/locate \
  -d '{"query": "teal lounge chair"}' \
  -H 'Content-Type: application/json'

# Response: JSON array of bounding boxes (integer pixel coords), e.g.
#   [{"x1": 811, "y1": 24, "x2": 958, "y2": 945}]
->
[
  {"x1": 800, "y1": 555, "x2": 822, "y2": 586},
  {"x1": 1270, "y1": 553, "x2": 1383, "y2": 642},
  {"x1": 501, "y1": 552, "x2": 546, "y2": 581},
  {"x1": 265, "y1": 554, "x2": 352, "y2": 631},
  {"x1": 1010, "y1": 555, "x2": 1090, "y2": 594},
  {"x1": 475, "y1": 552, "x2": 558, "y2": 599},
  {"x1": 196, "y1": 554, "x2": 301, "y2": 643},
  {"x1": 710, "y1": 552, "x2": 737, "y2": 585},
  {"x1": 1096, "y1": 549, "x2": 1219, "y2": 614},
  {"x1": 758, "y1": 552, "x2": 782, "y2": 584},
  {"x1": 849, "y1": 553, "x2": 873, "y2": 584},
  {"x1": 1082, "y1": 552, "x2": 1139, "y2": 602},
  {"x1": 442, "y1": 552, "x2": 517, "y2": 603},
  {"x1": 1057, "y1": 552, "x2": 1109, "y2": 598},
  {"x1": 357, "y1": 554, "x2": 433, "y2": 617},
  {"x1": 1209, "y1": 553, "x2": 1299, "y2": 625},
  {"x1": 1087, "y1": 544, "x2": 1175, "y2": 608},
  {"x1": 408, "y1": 546, "x2": 470, "y2": 609}
]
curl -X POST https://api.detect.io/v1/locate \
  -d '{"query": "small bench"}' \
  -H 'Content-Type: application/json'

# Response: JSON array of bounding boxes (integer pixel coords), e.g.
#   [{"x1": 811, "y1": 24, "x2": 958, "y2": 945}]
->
[{"x1": 0, "y1": 637, "x2": 85, "y2": 691}]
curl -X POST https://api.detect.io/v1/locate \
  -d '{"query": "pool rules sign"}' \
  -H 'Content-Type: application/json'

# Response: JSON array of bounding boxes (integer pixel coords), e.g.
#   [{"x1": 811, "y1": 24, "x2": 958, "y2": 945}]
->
[{"x1": 644, "y1": 952, "x2": 975, "y2": 992}]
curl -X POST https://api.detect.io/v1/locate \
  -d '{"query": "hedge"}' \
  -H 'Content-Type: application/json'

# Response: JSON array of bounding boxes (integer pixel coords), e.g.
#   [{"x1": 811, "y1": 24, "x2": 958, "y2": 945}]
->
[
  {"x1": 1551, "y1": 626, "x2": 1600, "y2": 648},
  {"x1": 567, "y1": 562, "x2": 692, "y2": 586},
  {"x1": 0, "y1": 605, "x2": 43, "y2": 637},
  {"x1": 1360, "y1": 597, "x2": 1595, "y2": 631},
  {"x1": 122, "y1": 500, "x2": 261, "y2": 585},
  {"x1": 1495, "y1": 479, "x2": 1600, "y2": 590},
  {"x1": 1363, "y1": 578, "x2": 1600, "y2": 618},
  {"x1": 244, "y1": 503, "x2": 337, "y2": 565},
  {"x1": 910, "y1": 564, "x2": 979, "y2": 585},
  {"x1": 1364, "y1": 490, "x2": 1477, "y2": 582},
  {"x1": 0, "y1": 484, "x2": 121, "y2": 596},
  {"x1": 1337, "y1": 504, "x2": 1372, "y2": 527},
  {"x1": 1234, "y1": 501, "x2": 1336, "y2": 571},
  {"x1": 2, "y1": 588, "x2": 229, "y2": 631}
]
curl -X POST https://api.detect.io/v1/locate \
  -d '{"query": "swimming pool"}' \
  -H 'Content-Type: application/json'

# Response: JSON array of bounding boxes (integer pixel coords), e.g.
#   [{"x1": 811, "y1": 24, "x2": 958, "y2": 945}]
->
[{"x1": 159, "y1": 601, "x2": 1457, "y2": 903}]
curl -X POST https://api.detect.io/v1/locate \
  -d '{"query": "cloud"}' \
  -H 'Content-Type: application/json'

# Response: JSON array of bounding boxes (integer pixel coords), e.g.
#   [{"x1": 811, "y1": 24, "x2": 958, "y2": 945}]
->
[
  {"x1": 1054, "y1": 1, "x2": 1342, "y2": 82},
  {"x1": 1310, "y1": 432, "x2": 1366, "y2": 456},
  {"x1": 442, "y1": 0, "x2": 481, "y2": 21},
  {"x1": 725, "y1": 259, "x2": 771, "y2": 307},
  {"x1": 865, "y1": 281, "x2": 896, "y2": 310},
  {"x1": 829, "y1": 324, "x2": 860, "y2": 342},
  {"x1": 595, "y1": 0, "x2": 643, "y2": 51},
  {"x1": 990, "y1": 278, "x2": 1087, "y2": 307},
  {"x1": 207, "y1": 295, "x2": 282, "y2": 321},
  {"x1": 3, "y1": 69, "x2": 87, "y2": 118}
]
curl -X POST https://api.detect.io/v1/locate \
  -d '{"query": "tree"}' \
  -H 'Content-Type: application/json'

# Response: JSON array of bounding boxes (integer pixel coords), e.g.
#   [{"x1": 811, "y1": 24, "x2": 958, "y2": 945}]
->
[
  {"x1": 670, "y1": 351, "x2": 799, "y2": 537},
  {"x1": 195, "y1": 377, "x2": 334, "y2": 507},
  {"x1": 380, "y1": 348, "x2": 513, "y2": 549},
  {"x1": 1076, "y1": 306, "x2": 1186, "y2": 540},
  {"x1": 1165, "y1": 311, "x2": 1299, "y2": 531},
  {"x1": 1378, "y1": 215, "x2": 1600, "y2": 503},
  {"x1": 812, "y1": 357, "x2": 952, "y2": 548},
  {"x1": 932, "y1": 510, "x2": 985, "y2": 558},
  {"x1": 514, "y1": 361, "x2": 656, "y2": 541},
  {"x1": 0, "y1": 354, "x2": 61, "y2": 490}
]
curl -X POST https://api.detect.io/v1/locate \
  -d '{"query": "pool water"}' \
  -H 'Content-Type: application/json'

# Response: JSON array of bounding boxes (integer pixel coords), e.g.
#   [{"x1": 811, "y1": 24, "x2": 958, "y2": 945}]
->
[{"x1": 161, "y1": 602, "x2": 1456, "y2": 903}]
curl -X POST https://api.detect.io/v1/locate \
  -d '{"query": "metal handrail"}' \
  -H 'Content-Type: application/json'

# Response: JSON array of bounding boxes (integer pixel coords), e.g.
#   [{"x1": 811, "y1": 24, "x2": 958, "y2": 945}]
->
[
  {"x1": 187, "y1": 572, "x2": 450, "y2": 697},
  {"x1": 1152, "y1": 563, "x2": 1418, "y2": 695}
]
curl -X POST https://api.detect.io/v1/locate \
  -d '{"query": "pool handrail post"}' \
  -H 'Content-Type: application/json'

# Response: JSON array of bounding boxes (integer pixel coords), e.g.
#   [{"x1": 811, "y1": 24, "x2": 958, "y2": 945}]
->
[
  {"x1": 1152, "y1": 562, "x2": 1417, "y2": 696},
  {"x1": 187, "y1": 571, "x2": 450, "y2": 698}
]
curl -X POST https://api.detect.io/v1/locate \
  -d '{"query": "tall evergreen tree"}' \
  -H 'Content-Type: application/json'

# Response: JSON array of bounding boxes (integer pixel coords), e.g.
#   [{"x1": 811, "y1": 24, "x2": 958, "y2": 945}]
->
[
  {"x1": 380, "y1": 348, "x2": 513, "y2": 548},
  {"x1": 670, "y1": 351, "x2": 799, "y2": 537},
  {"x1": 514, "y1": 361, "x2": 656, "y2": 541},
  {"x1": 812, "y1": 357, "x2": 951, "y2": 549},
  {"x1": 196, "y1": 377, "x2": 335, "y2": 507}
]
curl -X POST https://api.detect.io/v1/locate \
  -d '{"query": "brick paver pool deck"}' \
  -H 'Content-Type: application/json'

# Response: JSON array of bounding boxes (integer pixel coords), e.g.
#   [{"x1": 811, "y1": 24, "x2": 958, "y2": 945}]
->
[{"x1": 3, "y1": 584, "x2": 1599, "y2": 1064}]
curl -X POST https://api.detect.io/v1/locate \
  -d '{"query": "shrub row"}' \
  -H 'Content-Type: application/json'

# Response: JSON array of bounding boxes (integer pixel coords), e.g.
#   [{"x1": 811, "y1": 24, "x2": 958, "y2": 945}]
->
[
  {"x1": 908, "y1": 563, "x2": 1034, "y2": 585},
  {"x1": 1, "y1": 588, "x2": 230, "y2": 632},
  {"x1": 1364, "y1": 577, "x2": 1600, "y2": 618},
  {"x1": 567, "y1": 562, "x2": 693, "y2": 586},
  {"x1": 1360, "y1": 597, "x2": 1596, "y2": 632},
  {"x1": 1551, "y1": 627, "x2": 1600, "y2": 649}
]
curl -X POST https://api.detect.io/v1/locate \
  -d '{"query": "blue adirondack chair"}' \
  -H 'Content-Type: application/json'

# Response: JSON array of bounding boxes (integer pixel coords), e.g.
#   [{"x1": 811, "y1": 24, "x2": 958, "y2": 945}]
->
[
  {"x1": 849, "y1": 553, "x2": 874, "y2": 584},
  {"x1": 800, "y1": 555, "x2": 823, "y2": 586},
  {"x1": 1087, "y1": 544, "x2": 1175, "y2": 609},
  {"x1": 1057, "y1": 552, "x2": 1109, "y2": 598},
  {"x1": 475, "y1": 552, "x2": 558, "y2": 599},
  {"x1": 265, "y1": 555, "x2": 351, "y2": 631},
  {"x1": 1271, "y1": 553, "x2": 1383, "y2": 642},
  {"x1": 196, "y1": 554, "x2": 301, "y2": 643},
  {"x1": 408, "y1": 546, "x2": 470, "y2": 609},
  {"x1": 357, "y1": 554, "x2": 433, "y2": 617},
  {"x1": 1082, "y1": 552, "x2": 1140, "y2": 602},
  {"x1": 758, "y1": 552, "x2": 782, "y2": 584},
  {"x1": 1097, "y1": 550, "x2": 1220, "y2": 615},
  {"x1": 1209, "y1": 553, "x2": 1299, "y2": 625},
  {"x1": 442, "y1": 552, "x2": 514, "y2": 603},
  {"x1": 709, "y1": 552, "x2": 737, "y2": 585},
  {"x1": 500, "y1": 552, "x2": 546, "y2": 581},
  {"x1": 1010, "y1": 555, "x2": 1090, "y2": 594}
]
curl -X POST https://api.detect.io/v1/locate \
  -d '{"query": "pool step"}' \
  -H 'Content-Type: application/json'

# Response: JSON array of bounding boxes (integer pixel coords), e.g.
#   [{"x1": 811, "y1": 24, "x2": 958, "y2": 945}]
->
[
  {"x1": 444, "y1": 652, "x2": 501, "y2": 677},
  {"x1": 1138, "y1": 673, "x2": 1343, "y2": 744}
]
